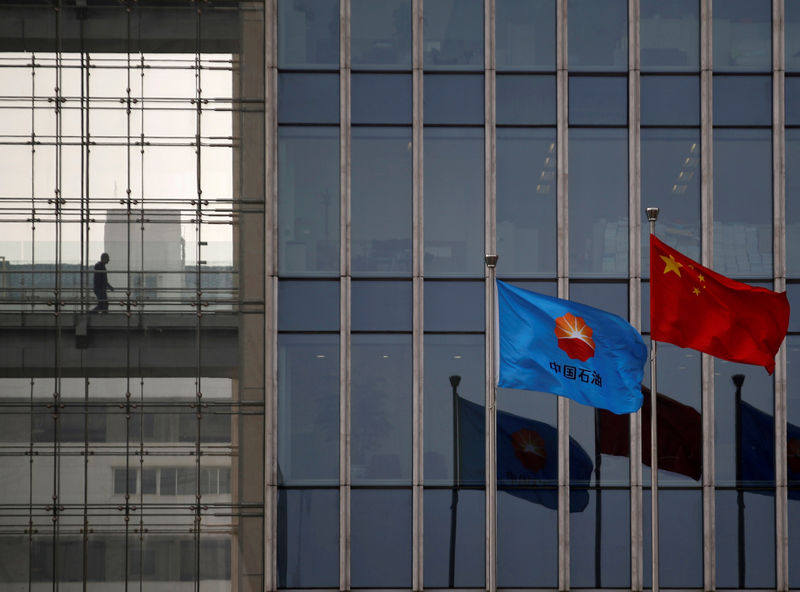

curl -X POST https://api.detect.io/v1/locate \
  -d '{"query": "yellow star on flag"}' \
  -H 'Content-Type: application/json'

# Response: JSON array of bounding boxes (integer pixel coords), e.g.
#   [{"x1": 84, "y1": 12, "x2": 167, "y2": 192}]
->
[
  {"x1": 660, "y1": 254, "x2": 683, "y2": 277},
  {"x1": 693, "y1": 287, "x2": 701, "y2": 296}
]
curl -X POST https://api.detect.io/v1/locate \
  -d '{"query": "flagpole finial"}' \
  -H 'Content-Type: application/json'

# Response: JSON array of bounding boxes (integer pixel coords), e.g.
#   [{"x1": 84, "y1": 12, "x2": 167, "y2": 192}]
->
[
  {"x1": 485, "y1": 254, "x2": 498, "y2": 268},
  {"x1": 646, "y1": 207, "x2": 660, "y2": 222}
]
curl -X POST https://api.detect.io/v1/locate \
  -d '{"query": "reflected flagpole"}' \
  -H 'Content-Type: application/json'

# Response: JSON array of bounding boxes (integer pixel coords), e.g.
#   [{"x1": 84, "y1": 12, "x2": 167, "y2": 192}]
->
[
  {"x1": 449, "y1": 375, "x2": 461, "y2": 588},
  {"x1": 646, "y1": 207, "x2": 660, "y2": 592},
  {"x1": 733, "y1": 374, "x2": 745, "y2": 588}
]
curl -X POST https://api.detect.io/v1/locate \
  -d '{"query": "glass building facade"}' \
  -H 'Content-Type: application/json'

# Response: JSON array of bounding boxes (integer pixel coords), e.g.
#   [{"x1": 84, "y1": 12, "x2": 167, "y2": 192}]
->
[{"x1": 0, "y1": 0, "x2": 798, "y2": 590}]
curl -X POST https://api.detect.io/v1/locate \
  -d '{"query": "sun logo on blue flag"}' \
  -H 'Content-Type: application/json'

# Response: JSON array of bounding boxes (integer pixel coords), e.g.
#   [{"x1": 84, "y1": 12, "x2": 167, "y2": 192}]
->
[
  {"x1": 554, "y1": 313, "x2": 595, "y2": 362},
  {"x1": 511, "y1": 428, "x2": 547, "y2": 472}
]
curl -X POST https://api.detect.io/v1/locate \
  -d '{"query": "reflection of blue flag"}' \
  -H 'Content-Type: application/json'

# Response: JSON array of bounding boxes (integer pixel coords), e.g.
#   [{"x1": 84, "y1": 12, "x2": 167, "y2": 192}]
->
[
  {"x1": 497, "y1": 281, "x2": 647, "y2": 414},
  {"x1": 458, "y1": 397, "x2": 594, "y2": 512},
  {"x1": 740, "y1": 401, "x2": 800, "y2": 499}
]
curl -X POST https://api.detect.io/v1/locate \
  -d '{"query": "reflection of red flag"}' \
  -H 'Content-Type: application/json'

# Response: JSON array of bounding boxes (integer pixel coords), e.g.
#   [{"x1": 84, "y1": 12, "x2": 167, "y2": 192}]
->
[
  {"x1": 650, "y1": 235, "x2": 790, "y2": 374},
  {"x1": 598, "y1": 386, "x2": 702, "y2": 480}
]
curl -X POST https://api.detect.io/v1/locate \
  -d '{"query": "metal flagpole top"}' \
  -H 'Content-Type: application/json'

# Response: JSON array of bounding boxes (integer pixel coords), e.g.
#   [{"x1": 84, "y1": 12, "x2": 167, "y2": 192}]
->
[
  {"x1": 646, "y1": 207, "x2": 660, "y2": 222},
  {"x1": 485, "y1": 254, "x2": 498, "y2": 268}
]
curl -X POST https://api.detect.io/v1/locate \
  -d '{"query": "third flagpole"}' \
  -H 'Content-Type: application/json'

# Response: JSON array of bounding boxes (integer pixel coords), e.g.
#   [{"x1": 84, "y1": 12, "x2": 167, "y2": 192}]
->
[{"x1": 646, "y1": 207, "x2": 660, "y2": 592}]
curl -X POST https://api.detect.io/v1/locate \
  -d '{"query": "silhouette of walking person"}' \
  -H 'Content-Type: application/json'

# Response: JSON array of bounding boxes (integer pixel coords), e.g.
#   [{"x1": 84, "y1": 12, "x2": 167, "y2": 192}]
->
[{"x1": 92, "y1": 252, "x2": 114, "y2": 313}]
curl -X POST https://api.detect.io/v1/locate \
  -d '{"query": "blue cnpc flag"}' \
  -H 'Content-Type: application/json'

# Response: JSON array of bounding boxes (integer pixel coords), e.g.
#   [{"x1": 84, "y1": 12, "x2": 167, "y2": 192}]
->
[{"x1": 496, "y1": 280, "x2": 647, "y2": 415}]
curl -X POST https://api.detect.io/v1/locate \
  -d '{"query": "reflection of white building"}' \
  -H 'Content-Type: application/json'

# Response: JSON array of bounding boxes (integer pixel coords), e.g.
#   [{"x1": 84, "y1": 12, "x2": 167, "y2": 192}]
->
[{"x1": 103, "y1": 210, "x2": 186, "y2": 308}]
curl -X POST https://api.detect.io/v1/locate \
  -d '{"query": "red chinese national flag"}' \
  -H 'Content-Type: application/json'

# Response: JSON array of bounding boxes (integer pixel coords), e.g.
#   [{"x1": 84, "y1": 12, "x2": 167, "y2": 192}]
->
[{"x1": 650, "y1": 235, "x2": 790, "y2": 374}]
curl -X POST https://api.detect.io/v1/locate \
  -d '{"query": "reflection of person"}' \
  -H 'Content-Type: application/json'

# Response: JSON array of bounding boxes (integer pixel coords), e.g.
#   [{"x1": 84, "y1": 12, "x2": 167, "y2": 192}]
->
[{"x1": 91, "y1": 253, "x2": 113, "y2": 313}]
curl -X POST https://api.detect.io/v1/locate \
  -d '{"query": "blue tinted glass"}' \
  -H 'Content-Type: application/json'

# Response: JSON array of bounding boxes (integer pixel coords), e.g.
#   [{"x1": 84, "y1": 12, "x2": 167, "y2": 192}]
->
[
  {"x1": 424, "y1": 128, "x2": 484, "y2": 276},
  {"x1": 641, "y1": 129, "x2": 701, "y2": 276},
  {"x1": 277, "y1": 489, "x2": 339, "y2": 587},
  {"x1": 497, "y1": 129, "x2": 557, "y2": 276},
  {"x1": 352, "y1": 335, "x2": 412, "y2": 484},
  {"x1": 569, "y1": 129, "x2": 628, "y2": 276},
  {"x1": 278, "y1": 127, "x2": 339, "y2": 275},
  {"x1": 713, "y1": 0, "x2": 771, "y2": 72},
  {"x1": 351, "y1": 0, "x2": 412, "y2": 68},
  {"x1": 713, "y1": 129, "x2": 772, "y2": 277},
  {"x1": 641, "y1": 75, "x2": 700, "y2": 125},
  {"x1": 423, "y1": 0, "x2": 484, "y2": 69},
  {"x1": 496, "y1": 0, "x2": 556, "y2": 70},
  {"x1": 424, "y1": 74, "x2": 484, "y2": 124},
  {"x1": 352, "y1": 127, "x2": 412, "y2": 275},
  {"x1": 714, "y1": 75, "x2": 772, "y2": 126},
  {"x1": 790, "y1": 494, "x2": 800, "y2": 588},
  {"x1": 352, "y1": 281, "x2": 412, "y2": 331},
  {"x1": 788, "y1": 285, "x2": 800, "y2": 331},
  {"x1": 569, "y1": 282, "x2": 627, "y2": 320},
  {"x1": 497, "y1": 489, "x2": 557, "y2": 586},
  {"x1": 569, "y1": 76, "x2": 627, "y2": 125},
  {"x1": 278, "y1": 280, "x2": 339, "y2": 331},
  {"x1": 278, "y1": 0, "x2": 339, "y2": 68},
  {"x1": 278, "y1": 335, "x2": 339, "y2": 484},
  {"x1": 424, "y1": 334, "x2": 485, "y2": 485},
  {"x1": 716, "y1": 490, "x2": 776, "y2": 587},
  {"x1": 424, "y1": 281, "x2": 484, "y2": 332},
  {"x1": 278, "y1": 73, "x2": 339, "y2": 124},
  {"x1": 787, "y1": 76, "x2": 800, "y2": 125},
  {"x1": 424, "y1": 489, "x2": 486, "y2": 587},
  {"x1": 568, "y1": 0, "x2": 628, "y2": 71},
  {"x1": 789, "y1": 131, "x2": 800, "y2": 276},
  {"x1": 352, "y1": 74, "x2": 412, "y2": 124},
  {"x1": 641, "y1": 0, "x2": 700, "y2": 71},
  {"x1": 496, "y1": 75, "x2": 556, "y2": 125},
  {"x1": 789, "y1": 1, "x2": 800, "y2": 72},
  {"x1": 570, "y1": 489, "x2": 630, "y2": 587},
  {"x1": 351, "y1": 489, "x2": 412, "y2": 587}
]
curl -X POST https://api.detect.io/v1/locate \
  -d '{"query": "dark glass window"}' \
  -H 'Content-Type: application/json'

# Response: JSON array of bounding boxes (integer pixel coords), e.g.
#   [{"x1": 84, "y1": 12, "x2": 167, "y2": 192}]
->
[
  {"x1": 496, "y1": 74, "x2": 556, "y2": 125},
  {"x1": 423, "y1": 0, "x2": 484, "y2": 69},
  {"x1": 278, "y1": 0, "x2": 339, "y2": 68},
  {"x1": 278, "y1": 280, "x2": 340, "y2": 331},
  {"x1": 789, "y1": 131, "x2": 800, "y2": 276},
  {"x1": 351, "y1": 0, "x2": 412, "y2": 68},
  {"x1": 713, "y1": 0, "x2": 771, "y2": 72},
  {"x1": 569, "y1": 75, "x2": 627, "y2": 125},
  {"x1": 641, "y1": 75, "x2": 700, "y2": 125},
  {"x1": 424, "y1": 74, "x2": 484, "y2": 124},
  {"x1": 141, "y1": 468, "x2": 157, "y2": 494},
  {"x1": 278, "y1": 73, "x2": 339, "y2": 124},
  {"x1": 351, "y1": 281, "x2": 412, "y2": 331},
  {"x1": 713, "y1": 75, "x2": 772, "y2": 126},
  {"x1": 424, "y1": 281, "x2": 485, "y2": 332},
  {"x1": 568, "y1": 0, "x2": 628, "y2": 71},
  {"x1": 785, "y1": 76, "x2": 800, "y2": 125},
  {"x1": 352, "y1": 74, "x2": 412, "y2": 124},
  {"x1": 789, "y1": 1, "x2": 800, "y2": 71},
  {"x1": 641, "y1": 0, "x2": 700, "y2": 71},
  {"x1": 716, "y1": 490, "x2": 776, "y2": 587},
  {"x1": 570, "y1": 282, "x2": 628, "y2": 320},
  {"x1": 496, "y1": 0, "x2": 556, "y2": 70}
]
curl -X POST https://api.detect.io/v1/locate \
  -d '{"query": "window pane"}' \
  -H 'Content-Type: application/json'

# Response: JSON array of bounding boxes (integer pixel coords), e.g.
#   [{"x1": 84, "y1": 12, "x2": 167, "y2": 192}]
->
[
  {"x1": 497, "y1": 489, "x2": 557, "y2": 586},
  {"x1": 351, "y1": 0, "x2": 412, "y2": 68},
  {"x1": 713, "y1": 0, "x2": 771, "y2": 72},
  {"x1": 496, "y1": 74, "x2": 556, "y2": 125},
  {"x1": 568, "y1": 0, "x2": 628, "y2": 71},
  {"x1": 278, "y1": 73, "x2": 339, "y2": 124},
  {"x1": 570, "y1": 282, "x2": 628, "y2": 320},
  {"x1": 278, "y1": 127, "x2": 339, "y2": 275},
  {"x1": 352, "y1": 281, "x2": 413, "y2": 331},
  {"x1": 569, "y1": 129, "x2": 628, "y2": 276},
  {"x1": 716, "y1": 490, "x2": 776, "y2": 587},
  {"x1": 497, "y1": 128, "x2": 557, "y2": 276},
  {"x1": 713, "y1": 75, "x2": 771, "y2": 126},
  {"x1": 788, "y1": 0, "x2": 800, "y2": 71},
  {"x1": 278, "y1": 280, "x2": 340, "y2": 331},
  {"x1": 424, "y1": 281, "x2": 485, "y2": 332},
  {"x1": 352, "y1": 335, "x2": 412, "y2": 484},
  {"x1": 570, "y1": 489, "x2": 630, "y2": 587},
  {"x1": 424, "y1": 128, "x2": 484, "y2": 276},
  {"x1": 713, "y1": 129, "x2": 772, "y2": 277},
  {"x1": 569, "y1": 75, "x2": 627, "y2": 125},
  {"x1": 496, "y1": 0, "x2": 556, "y2": 70},
  {"x1": 424, "y1": 74, "x2": 484, "y2": 124},
  {"x1": 641, "y1": 0, "x2": 700, "y2": 71},
  {"x1": 352, "y1": 74, "x2": 412, "y2": 124},
  {"x1": 351, "y1": 489, "x2": 412, "y2": 587},
  {"x1": 423, "y1": 0, "x2": 483, "y2": 69},
  {"x1": 278, "y1": 335, "x2": 339, "y2": 484},
  {"x1": 278, "y1": 0, "x2": 339, "y2": 68},
  {"x1": 352, "y1": 127, "x2": 412, "y2": 275},
  {"x1": 789, "y1": 131, "x2": 800, "y2": 276},
  {"x1": 785, "y1": 76, "x2": 800, "y2": 125},
  {"x1": 641, "y1": 75, "x2": 700, "y2": 125}
]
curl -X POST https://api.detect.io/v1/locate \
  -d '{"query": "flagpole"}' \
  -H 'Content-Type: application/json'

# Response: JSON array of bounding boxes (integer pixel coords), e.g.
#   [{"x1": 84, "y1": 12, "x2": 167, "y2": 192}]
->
[
  {"x1": 646, "y1": 207, "x2": 660, "y2": 592},
  {"x1": 733, "y1": 374, "x2": 745, "y2": 588},
  {"x1": 485, "y1": 254, "x2": 498, "y2": 592},
  {"x1": 449, "y1": 375, "x2": 461, "y2": 588}
]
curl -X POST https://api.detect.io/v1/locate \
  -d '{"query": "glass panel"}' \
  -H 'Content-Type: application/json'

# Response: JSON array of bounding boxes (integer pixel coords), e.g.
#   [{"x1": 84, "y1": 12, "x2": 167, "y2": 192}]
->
[
  {"x1": 570, "y1": 489, "x2": 630, "y2": 587},
  {"x1": 713, "y1": 0, "x2": 771, "y2": 72},
  {"x1": 713, "y1": 129, "x2": 772, "y2": 278},
  {"x1": 569, "y1": 282, "x2": 628, "y2": 320},
  {"x1": 497, "y1": 489, "x2": 557, "y2": 586},
  {"x1": 278, "y1": 280, "x2": 340, "y2": 331},
  {"x1": 424, "y1": 281, "x2": 485, "y2": 332},
  {"x1": 641, "y1": 75, "x2": 700, "y2": 125},
  {"x1": 424, "y1": 128, "x2": 484, "y2": 276},
  {"x1": 423, "y1": 0, "x2": 484, "y2": 69},
  {"x1": 568, "y1": 128, "x2": 628, "y2": 277},
  {"x1": 570, "y1": 395, "x2": 628, "y2": 487},
  {"x1": 278, "y1": 334, "x2": 339, "y2": 484},
  {"x1": 713, "y1": 75, "x2": 771, "y2": 126},
  {"x1": 786, "y1": 76, "x2": 800, "y2": 126},
  {"x1": 278, "y1": 127, "x2": 339, "y2": 276},
  {"x1": 351, "y1": 489, "x2": 412, "y2": 587},
  {"x1": 789, "y1": 0, "x2": 800, "y2": 71},
  {"x1": 569, "y1": 76, "x2": 627, "y2": 125},
  {"x1": 496, "y1": 0, "x2": 556, "y2": 70},
  {"x1": 278, "y1": 73, "x2": 339, "y2": 124},
  {"x1": 277, "y1": 488, "x2": 339, "y2": 587},
  {"x1": 278, "y1": 0, "x2": 339, "y2": 68},
  {"x1": 424, "y1": 74, "x2": 484, "y2": 124},
  {"x1": 352, "y1": 127, "x2": 412, "y2": 276},
  {"x1": 641, "y1": 0, "x2": 700, "y2": 71},
  {"x1": 497, "y1": 128, "x2": 557, "y2": 276},
  {"x1": 788, "y1": 284, "x2": 800, "y2": 331},
  {"x1": 352, "y1": 334, "x2": 412, "y2": 484},
  {"x1": 424, "y1": 489, "x2": 485, "y2": 587},
  {"x1": 789, "y1": 131, "x2": 800, "y2": 276},
  {"x1": 716, "y1": 490, "x2": 776, "y2": 588},
  {"x1": 424, "y1": 334, "x2": 485, "y2": 485},
  {"x1": 568, "y1": 0, "x2": 628, "y2": 71},
  {"x1": 496, "y1": 74, "x2": 556, "y2": 125},
  {"x1": 641, "y1": 129, "x2": 701, "y2": 276},
  {"x1": 352, "y1": 73, "x2": 412, "y2": 124},
  {"x1": 351, "y1": 0, "x2": 412, "y2": 68},
  {"x1": 790, "y1": 495, "x2": 800, "y2": 588},
  {"x1": 352, "y1": 281, "x2": 413, "y2": 331}
]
